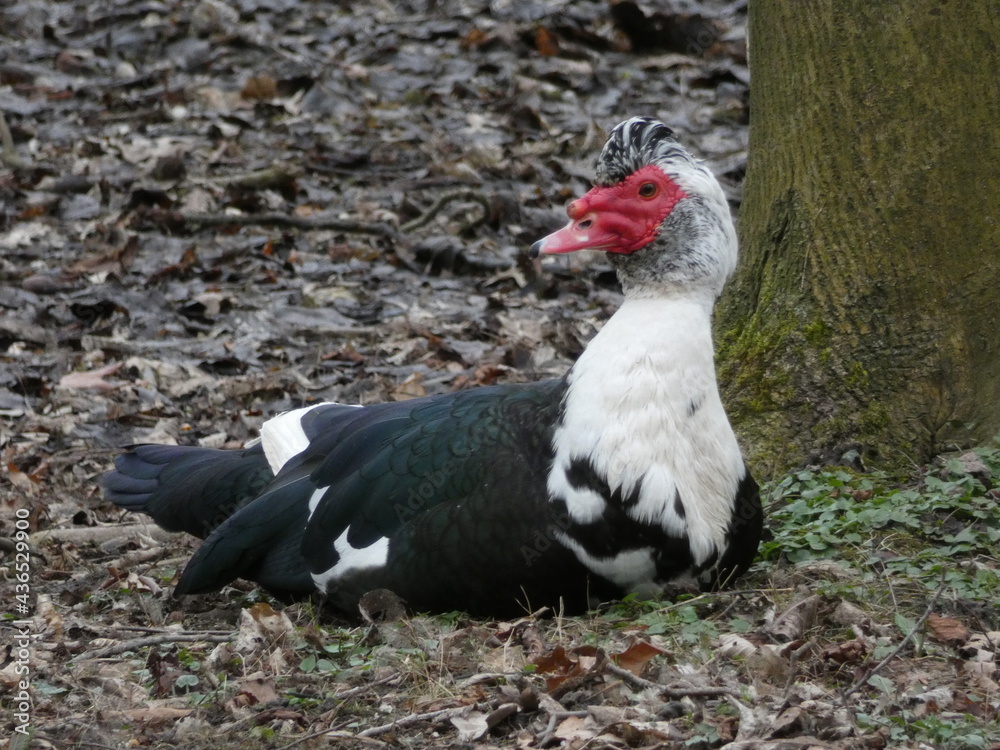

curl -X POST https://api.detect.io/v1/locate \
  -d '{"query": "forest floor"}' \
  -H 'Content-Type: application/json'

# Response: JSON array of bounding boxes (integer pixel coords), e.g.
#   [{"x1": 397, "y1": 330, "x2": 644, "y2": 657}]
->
[{"x1": 3, "y1": 0, "x2": 1000, "y2": 748}]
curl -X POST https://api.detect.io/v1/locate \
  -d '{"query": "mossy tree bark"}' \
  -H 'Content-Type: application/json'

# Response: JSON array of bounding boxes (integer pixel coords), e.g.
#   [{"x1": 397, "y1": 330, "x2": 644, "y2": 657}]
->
[{"x1": 716, "y1": 1, "x2": 1000, "y2": 473}]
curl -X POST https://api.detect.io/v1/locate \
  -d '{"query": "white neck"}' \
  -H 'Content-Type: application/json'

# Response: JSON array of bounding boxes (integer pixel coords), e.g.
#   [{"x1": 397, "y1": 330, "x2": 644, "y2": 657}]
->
[{"x1": 547, "y1": 292, "x2": 745, "y2": 580}]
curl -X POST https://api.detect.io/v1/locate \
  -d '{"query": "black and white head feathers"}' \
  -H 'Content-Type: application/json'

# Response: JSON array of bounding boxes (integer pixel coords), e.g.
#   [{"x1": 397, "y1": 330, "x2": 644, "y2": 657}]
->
[{"x1": 596, "y1": 117, "x2": 696, "y2": 186}]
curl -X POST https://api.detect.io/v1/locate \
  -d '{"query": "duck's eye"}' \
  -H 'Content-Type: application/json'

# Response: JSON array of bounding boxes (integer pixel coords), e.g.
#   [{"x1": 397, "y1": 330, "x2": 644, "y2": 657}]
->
[{"x1": 638, "y1": 182, "x2": 657, "y2": 199}]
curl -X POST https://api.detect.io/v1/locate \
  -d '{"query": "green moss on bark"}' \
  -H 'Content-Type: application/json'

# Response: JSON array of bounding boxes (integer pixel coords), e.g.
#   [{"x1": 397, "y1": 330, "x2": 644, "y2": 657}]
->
[{"x1": 716, "y1": 0, "x2": 1000, "y2": 475}]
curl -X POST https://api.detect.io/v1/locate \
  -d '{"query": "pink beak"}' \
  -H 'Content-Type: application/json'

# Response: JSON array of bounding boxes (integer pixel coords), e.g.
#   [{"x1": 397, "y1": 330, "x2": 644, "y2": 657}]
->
[
  {"x1": 528, "y1": 217, "x2": 620, "y2": 258},
  {"x1": 528, "y1": 197, "x2": 632, "y2": 259}
]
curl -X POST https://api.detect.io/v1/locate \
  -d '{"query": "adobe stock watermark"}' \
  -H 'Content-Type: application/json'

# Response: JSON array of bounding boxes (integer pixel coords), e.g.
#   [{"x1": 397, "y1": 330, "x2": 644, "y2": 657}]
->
[
  {"x1": 391, "y1": 458, "x2": 461, "y2": 524},
  {"x1": 388, "y1": 446, "x2": 583, "y2": 569},
  {"x1": 10, "y1": 507, "x2": 34, "y2": 738}
]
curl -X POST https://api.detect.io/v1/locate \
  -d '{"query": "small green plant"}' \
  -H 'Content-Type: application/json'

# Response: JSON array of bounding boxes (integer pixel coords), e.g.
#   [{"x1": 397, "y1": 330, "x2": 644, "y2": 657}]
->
[
  {"x1": 174, "y1": 673, "x2": 199, "y2": 692},
  {"x1": 858, "y1": 710, "x2": 997, "y2": 749},
  {"x1": 760, "y1": 441, "x2": 1000, "y2": 613},
  {"x1": 286, "y1": 694, "x2": 322, "y2": 709},
  {"x1": 752, "y1": 440, "x2": 1000, "y2": 745},
  {"x1": 298, "y1": 654, "x2": 337, "y2": 674},
  {"x1": 293, "y1": 621, "x2": 374, "y2": 675},
  {"x1": 600, "y1": 592, "x2": 677, "y2": 621},
  {"x1": 684, "y1": 722, "x2": 721, "y2": 747},
  {"x1": 176, "y1": 648, "x2": 200, "y2": 670},
  {"x1": 635, "y1": 604, "x2": 720, "y2": 644}
]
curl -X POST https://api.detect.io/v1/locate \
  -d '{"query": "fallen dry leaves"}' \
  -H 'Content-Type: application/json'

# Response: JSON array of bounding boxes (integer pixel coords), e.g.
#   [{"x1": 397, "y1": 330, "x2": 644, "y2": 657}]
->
[{"x1": 926, "y1": 613, "x2": 972, "y2": 645}]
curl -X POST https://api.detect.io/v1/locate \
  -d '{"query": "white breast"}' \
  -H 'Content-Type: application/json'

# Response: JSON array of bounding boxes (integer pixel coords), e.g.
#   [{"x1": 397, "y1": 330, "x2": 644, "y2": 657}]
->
[{"x1": 547, "y1": 295, "x2": 745, "y2": 581}]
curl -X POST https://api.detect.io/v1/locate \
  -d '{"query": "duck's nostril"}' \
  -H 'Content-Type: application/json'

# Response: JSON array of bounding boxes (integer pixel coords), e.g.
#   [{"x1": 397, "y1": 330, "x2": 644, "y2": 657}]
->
[{"x1": 577, "y1": 219, "x2": 592, "y2": 229}]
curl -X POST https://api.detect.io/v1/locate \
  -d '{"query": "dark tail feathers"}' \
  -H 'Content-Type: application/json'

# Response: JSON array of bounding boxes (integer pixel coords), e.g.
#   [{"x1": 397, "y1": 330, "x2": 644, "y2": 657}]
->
[{"x1": 102, "y1": 443, "x2": 273, "y2": 540}]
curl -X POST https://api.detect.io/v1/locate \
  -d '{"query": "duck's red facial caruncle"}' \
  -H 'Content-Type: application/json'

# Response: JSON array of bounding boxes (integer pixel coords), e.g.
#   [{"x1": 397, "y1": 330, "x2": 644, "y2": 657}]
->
[{"x1": 529, "y1": 165, "x2": 687, "y2": 258}]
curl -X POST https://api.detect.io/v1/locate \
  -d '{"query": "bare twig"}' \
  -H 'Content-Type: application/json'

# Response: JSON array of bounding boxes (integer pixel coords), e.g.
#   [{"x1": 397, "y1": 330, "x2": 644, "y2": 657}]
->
[
  {"x1": 37, "y1": 738, "x2": 119, "y2": 750},
  {"x1": 536, "y1": 693, "x2": 586, "y2": 748},
  {"x1": 0, "y1": 536, "x2": 45, "y2": 559},
  {"x1": 779, "y1": 640, "x2": 815, "y2": 709},
  {"x1": 0, "y1": 106, "x2": 29, "y2": 169},
  {"x1": 538, "y1": 713, "x2": 559, "y2": 747},
  {"x1": 603, "y1": 661, "x2": 738, "y2": 699},
  {"x1": 331, "y1": 673, "x2": 404, "y2": 701},
  {"x1": 537, "y1": 708, "x2": 590, "y2": 747},
  {"x1": 723, "y1": 740, "x2": 841, "y2": 750},
  {"x1": 177, "y1": 211, "x2": 398, "y2": 238},
  {"x1": 103, "y1": 545, "x2": 172, "y2": 573},
  {"x1": 272, "y1": 679, "x2": 415, "y2": 750},
  {"x1": 842, "y1": 575, "x2": 946, "y2": 700},
  {"x1": 548, "y1": 649, "x2": 608, "y2": 700},
  {"x1": 81, "y1": 328, "x2": 379, "y2": 359},
  {"x1": 205, "y1": 163, "x2": 302, "y2": 190},
  {"x1": 400, "y1": 188, "x2": 490, "y2": 233},
  {"x1": 357, "y1": 705, "x2": 481, "y2": 738},
  {"x1": 72, "y1": 631, "x2": 235, "y2": 663},
  {"x1": 115, "y1": 625, "x2": 233, "y2": 636},
  {"x1": 456, "y1": 672, "x2": 524, "y2": 689},
  {"x1": 30, "y1": 524, "x2": 177, "y2": 546},
  {"x1": 140, "y1": 186, "x2": 489, "y2": 243},
  {"x1": 277, "y1": 729, "x2": 387, "y2": 749}
]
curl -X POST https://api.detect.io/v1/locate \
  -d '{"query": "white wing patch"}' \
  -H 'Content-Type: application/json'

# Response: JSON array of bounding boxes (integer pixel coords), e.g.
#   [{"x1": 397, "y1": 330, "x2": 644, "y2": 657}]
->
[
  {"x1": 306, "y1": 487, "x2": 326, "y2": 517},
  {"x1": 311, "y1": 527, "x2": 390, "y2": 594},
  {"x1": 259, "y1": 403, "x2": 360, "y2": 474}
]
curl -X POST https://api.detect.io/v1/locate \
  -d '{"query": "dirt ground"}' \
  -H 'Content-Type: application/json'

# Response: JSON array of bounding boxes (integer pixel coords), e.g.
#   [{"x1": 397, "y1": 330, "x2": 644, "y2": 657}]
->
[{"x1": 4, "y1": 1, "x2": 1000, "y2": 748}]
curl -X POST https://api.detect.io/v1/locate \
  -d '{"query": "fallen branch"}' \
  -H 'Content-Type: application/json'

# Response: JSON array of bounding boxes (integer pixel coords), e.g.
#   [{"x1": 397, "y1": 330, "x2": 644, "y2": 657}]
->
[
  {"x1": 842, "y1": 575, "x2": 946, "y2": 700},
  {"x1": 73, "y1": 631, "x2": 235, "y2": 663},
  {"x1": 103, "y1": 545, "x2": 173, "y2": 573},
  {"x1": 779, "y1": 640, "x2": 815, "y2": 710},
  {"x1": 273, "y1": 675, "x2": 406, "y2": 749},
  {"x1": 37, "y1": 738, "x2": 120, "y2": 750},
  {"x1": 82, "y1": 329, "x2": 379, "y2": 358}
]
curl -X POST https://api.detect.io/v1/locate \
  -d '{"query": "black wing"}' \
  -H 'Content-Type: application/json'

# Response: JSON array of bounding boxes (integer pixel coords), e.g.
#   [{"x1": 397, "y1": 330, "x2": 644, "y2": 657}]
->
[{"x1": 174, "y1": 380, "x2": 567, "y2": 602}]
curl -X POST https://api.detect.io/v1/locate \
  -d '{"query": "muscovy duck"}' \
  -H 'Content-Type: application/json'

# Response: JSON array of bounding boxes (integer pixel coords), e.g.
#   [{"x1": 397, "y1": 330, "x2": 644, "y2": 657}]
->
[{"x1": 103, "y1": 117, "x2": 762, "y2": 617}]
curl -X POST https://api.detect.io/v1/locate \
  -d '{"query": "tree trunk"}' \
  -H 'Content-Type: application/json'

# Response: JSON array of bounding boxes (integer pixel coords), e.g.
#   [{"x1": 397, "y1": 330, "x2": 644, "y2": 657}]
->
[{"x1": 716, "y1": 0, "x2": 1000, "y2": 473}]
